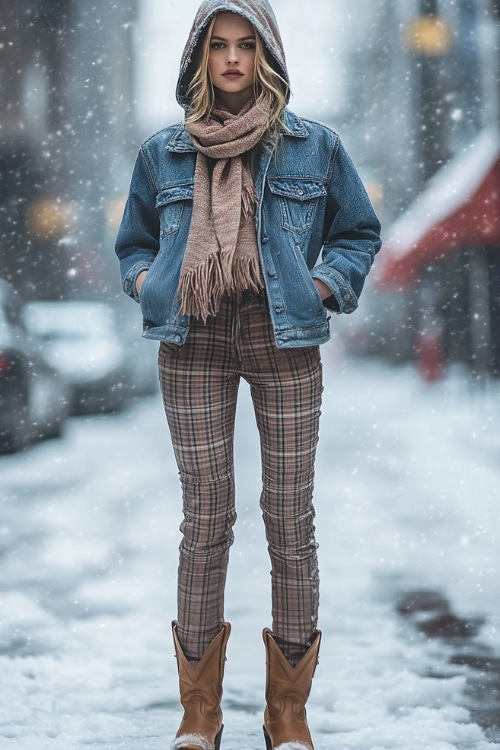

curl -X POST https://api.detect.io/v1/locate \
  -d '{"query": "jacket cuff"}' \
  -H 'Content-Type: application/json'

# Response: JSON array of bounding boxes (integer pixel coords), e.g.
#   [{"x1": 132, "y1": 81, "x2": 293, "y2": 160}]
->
[
  {"x1": 312, "y1": 266, "x2": 358, "y2": 314},
  {"x1": 123, "y1": 263, "x2": 152, "y2": 303}
]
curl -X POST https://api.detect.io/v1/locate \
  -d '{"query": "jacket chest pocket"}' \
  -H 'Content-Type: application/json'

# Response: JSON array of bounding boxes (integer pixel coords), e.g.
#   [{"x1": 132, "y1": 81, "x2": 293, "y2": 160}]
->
[
  {"x1": 155, "y1": 183, "x2": 194, "y2": 238},
  {"x1": 267, "y1": 178, "x2": 326, "y2": 235}
]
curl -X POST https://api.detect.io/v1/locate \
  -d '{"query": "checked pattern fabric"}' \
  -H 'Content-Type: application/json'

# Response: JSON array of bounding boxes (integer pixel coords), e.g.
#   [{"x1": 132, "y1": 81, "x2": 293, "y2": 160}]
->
[{"x1": 159, "y1": 291, "x2": 322, "y2": 666}]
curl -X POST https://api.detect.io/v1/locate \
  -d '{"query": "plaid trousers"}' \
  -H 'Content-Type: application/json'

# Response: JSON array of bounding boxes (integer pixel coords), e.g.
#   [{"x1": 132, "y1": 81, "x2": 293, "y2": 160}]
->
[{"x1": 158, "y1": 291, "x2": 322, "y2": 665}]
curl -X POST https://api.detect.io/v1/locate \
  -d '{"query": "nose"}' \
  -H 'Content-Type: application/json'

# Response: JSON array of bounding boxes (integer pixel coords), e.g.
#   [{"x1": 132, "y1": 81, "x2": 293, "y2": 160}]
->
[{"x1": 226, "y1": 45, "x2": 239, "y2": 64}]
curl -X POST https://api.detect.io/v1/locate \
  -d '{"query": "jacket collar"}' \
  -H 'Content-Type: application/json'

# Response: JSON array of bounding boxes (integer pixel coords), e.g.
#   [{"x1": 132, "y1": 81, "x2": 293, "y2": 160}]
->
[
  {"x1": 281, "y1": 109, "x2": 309, "y2": 138},
  {"x1": 165, "y1": 108, "x2": 309, "y2": 153},
  {"x1": 165, "y1": 125, "x2": 197, "y2": 153}
]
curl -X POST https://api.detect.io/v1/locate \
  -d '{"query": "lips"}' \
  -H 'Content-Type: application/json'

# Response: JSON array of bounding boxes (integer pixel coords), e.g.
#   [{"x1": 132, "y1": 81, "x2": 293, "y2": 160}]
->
[{"x1": 222, "y1": 70, "x2": 244, "y2": 78}]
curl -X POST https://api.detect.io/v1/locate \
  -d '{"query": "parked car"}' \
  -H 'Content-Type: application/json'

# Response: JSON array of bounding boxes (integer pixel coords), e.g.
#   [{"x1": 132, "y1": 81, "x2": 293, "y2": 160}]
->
[
  {"x1": 115, "y1": 301, "x2": 159, "y2": 398},
  {"x1": 0, "y1": 279, "x2": 71, "y2": 453},
  {"x1": 23, "y1": 300, "x2": 134, "y2": 414}
]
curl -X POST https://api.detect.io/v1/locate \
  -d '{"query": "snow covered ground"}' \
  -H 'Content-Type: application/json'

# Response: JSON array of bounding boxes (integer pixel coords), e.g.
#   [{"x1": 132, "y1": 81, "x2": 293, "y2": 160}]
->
[{"x1": 1, "y1": 346, "x2": 499, "y2": 750}]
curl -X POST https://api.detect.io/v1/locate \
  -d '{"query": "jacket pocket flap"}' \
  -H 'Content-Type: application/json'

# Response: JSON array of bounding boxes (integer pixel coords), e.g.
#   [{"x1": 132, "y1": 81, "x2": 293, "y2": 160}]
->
[
  {"x1": 267, "y1": 178, "x2": 327, "y2": 201},
  {"x1": 155, "y1": 183, "x2": 194, "y2": 206}
]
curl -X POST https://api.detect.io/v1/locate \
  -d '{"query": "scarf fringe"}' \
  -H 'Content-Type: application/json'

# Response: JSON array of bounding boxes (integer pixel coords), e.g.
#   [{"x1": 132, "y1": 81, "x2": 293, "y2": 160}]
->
[
  {"x1": 241, "y1": 183, "x2": 258, "y2": 221},
  {"x1": 179, "y1": 253, "x2": 263, "y2": 322}
]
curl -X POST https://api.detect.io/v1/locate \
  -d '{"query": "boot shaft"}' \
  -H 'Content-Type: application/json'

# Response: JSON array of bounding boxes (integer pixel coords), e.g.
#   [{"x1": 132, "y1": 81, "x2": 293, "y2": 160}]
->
[
  {"x1": 263, "y1": 628, "x2": 321, "y2": 750},
  {"x1": 263, "y1": 628, "x2": 321, "y2": 710},
  {"x1": 173, "y1": 622, "x2": 230, "y2": 709},
  {"x1": 172, "y1": 621, "x2": 231, "y2": 746}
]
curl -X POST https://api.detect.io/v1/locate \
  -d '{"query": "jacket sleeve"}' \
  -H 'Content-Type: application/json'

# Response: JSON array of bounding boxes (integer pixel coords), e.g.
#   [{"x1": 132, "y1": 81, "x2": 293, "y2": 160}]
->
[
  {"x1": 311, "y1": 138, "x2": 382, "y2": 314},
  {"x1": 115, "y1": 148, "x2": 160, "y2": 302}
]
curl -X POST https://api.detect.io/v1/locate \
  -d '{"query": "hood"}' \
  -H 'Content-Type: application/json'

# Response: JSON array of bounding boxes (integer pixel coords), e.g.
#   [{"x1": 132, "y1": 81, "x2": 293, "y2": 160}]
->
[{"x1": 176, "y1": 0, "x2": 290, "y2": 110}]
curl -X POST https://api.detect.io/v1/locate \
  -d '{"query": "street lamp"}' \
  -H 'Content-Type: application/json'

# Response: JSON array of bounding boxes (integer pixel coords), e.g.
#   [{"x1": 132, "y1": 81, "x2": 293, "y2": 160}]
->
[
  {"x1": 404, "y1": 1, "x2": 453, "y2": 57},
  {"x1": 402, "y1": 1, "x2": 455, "y2": 380},
  {"x1": 404, "y1": 0, "x2": 454, "y2": 184}
]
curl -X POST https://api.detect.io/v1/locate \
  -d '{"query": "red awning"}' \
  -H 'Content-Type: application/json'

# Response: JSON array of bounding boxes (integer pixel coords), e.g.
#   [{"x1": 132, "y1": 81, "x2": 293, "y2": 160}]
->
[{"x1": 375, "y1": 127, "x2": 500, "y2": 288}]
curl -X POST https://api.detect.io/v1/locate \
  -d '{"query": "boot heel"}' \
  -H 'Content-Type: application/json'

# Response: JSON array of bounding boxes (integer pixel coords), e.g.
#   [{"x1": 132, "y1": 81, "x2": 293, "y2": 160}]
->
[
  {"x1": 214, "y1": 725, "x2": 223, "y2": 750},
  {"x1": 263, "y1": 727, "x2": 272, "y2": 750}
]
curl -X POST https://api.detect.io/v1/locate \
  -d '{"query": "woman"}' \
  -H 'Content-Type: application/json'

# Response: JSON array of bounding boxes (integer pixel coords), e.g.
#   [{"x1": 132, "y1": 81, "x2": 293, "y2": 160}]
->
[{"x1": 116, "y1": 2, "x2": 381, "y2": 748}]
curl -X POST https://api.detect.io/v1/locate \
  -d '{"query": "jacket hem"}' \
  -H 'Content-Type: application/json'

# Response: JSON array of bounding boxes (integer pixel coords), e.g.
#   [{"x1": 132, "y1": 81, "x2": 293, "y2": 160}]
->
[
  {"x1": 142, "y1": 324, "x2": 189, "y2": 344},
  {"x1": 274, "y1": 322, "x2": 330, "y2": 348},
  {"x1": 141, "y1": 320, "x2": 330, "y2": 348}
]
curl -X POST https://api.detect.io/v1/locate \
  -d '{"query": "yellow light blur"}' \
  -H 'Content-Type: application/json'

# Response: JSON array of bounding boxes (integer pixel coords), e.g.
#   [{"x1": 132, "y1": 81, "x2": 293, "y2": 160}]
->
[
  {"x1": 26, "y1": 200, "x2": 75, "y2": 239},
  {"x1": 364, "y1": 180, "x2": 384, "y2": 213},
  {"x1": 404, "y1": 17, "x2": 454, "y2": 56},
  {"x1": 106, "y1": 197, "x2": 127, "y2": 233}
]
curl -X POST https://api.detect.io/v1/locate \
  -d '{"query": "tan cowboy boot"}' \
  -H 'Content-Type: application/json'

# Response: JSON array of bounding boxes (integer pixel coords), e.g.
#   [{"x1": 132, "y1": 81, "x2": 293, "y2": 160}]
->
[
  {"x1": 171, "y1": 621, "x2": 231, "y2": 750},
  {"x1": 262, "y1": 628, "x2": 321, "y2": 750}
]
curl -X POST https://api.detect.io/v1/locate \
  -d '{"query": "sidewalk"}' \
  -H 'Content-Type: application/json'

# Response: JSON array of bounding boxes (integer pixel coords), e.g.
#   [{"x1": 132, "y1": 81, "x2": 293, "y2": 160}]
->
[{"x1": 0, "y1": 351, "x2": 498, "y2": 749}]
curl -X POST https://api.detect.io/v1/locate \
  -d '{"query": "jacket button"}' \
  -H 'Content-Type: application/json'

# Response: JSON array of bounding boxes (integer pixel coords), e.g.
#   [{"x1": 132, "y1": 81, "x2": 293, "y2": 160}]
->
[
  {"x1": 275, "y1": 306, "x2": 284, "y2": 313},
  {"x1": 174, "y1": 335, "x2": 182, "y2": 343},
  {"x1": 267, "y1": 269, "x2": 276, "y2": 277},
  {"x1": 297, "y1": 188, "x2": 304, "y2": 195},
  {"x1": 262, "y1": 236, "x2": 269, "y2": 244}
]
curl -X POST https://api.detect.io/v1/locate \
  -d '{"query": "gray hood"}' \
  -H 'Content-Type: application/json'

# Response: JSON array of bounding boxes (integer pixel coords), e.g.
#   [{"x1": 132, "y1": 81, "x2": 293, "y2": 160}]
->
[{"x1": 176, "y1": 0, "x2": 290, "y2": 110}]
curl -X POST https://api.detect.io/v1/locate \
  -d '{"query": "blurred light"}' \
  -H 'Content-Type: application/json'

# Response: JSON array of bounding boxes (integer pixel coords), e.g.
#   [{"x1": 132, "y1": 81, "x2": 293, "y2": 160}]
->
[
  {"x1": 404, "y1": 17, "x2": 454, "y2": 56},
  {"x1": 26, "y1": 200, "x2": 75, "y2": 239},
  {"x1": 363, "y1": 179, "x2": 384, "y2": 214},
  {"x1": 106, "y1": 197, "x2": 127, "y2": 233},
  {"x1": 0, "y1": 353, "x2": 12, "y2": 375}
]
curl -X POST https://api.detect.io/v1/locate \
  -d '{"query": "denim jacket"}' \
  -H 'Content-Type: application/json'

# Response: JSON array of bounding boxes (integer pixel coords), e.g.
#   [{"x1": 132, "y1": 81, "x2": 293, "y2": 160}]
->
[{"x1": 115, "y1": 109, "x2": 381, "y2": 348}]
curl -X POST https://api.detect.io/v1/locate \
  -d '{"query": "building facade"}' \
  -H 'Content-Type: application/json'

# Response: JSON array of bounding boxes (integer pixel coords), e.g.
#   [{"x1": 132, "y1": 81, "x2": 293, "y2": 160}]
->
[{"x1": 0, "y1": 0, "x2": 137, "y2": 300}]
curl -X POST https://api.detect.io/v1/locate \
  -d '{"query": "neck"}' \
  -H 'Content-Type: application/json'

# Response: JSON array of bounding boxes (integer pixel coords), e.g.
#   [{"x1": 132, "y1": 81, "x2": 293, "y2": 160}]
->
[{"x1": 214, "y1": 88, "x2": 254, "y2": 115}]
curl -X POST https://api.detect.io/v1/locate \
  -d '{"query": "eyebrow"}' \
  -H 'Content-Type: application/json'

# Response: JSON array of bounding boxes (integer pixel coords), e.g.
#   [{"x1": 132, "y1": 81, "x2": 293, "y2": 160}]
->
[{"x1": 210, "y1": 35, "x2": 256, "y2": 41}]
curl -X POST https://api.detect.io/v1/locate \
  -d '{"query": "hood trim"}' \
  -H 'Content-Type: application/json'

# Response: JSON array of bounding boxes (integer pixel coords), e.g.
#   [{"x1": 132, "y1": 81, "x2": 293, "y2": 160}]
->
[{"x1": 176, "y1": 0, "x2": 290, "y2": 110}]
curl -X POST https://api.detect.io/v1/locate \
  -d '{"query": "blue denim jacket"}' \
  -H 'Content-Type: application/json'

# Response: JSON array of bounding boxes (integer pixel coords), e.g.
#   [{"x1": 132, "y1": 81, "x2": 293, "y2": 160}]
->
[{"x1": 115, "y1": 109, "x2": 381, "y2": 348}]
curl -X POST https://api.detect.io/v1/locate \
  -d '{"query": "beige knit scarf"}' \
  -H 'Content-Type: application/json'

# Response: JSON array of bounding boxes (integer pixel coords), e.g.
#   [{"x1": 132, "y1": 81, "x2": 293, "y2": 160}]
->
[{"x1": 178, "y1": 96, "x2": 271, "y2": 321}]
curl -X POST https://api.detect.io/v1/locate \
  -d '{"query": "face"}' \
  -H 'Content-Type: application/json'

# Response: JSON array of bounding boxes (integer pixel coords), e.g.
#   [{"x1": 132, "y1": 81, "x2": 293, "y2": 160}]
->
[{"x1": 208, "y1": 12, "x2": 256, "y2": 112}]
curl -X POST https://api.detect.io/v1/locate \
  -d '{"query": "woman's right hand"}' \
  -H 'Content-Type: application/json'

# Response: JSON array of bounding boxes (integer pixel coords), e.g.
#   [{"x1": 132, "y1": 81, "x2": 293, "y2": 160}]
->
[{"x1": 136, "y1": 270, "x2": 149, "y2": 296}]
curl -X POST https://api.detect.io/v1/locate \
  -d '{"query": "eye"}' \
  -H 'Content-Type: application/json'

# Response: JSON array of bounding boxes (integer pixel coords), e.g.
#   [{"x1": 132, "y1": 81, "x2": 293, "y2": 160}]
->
[
  {"x1": 240, "y1": 42, "x2": 255, "y2": 50},
  {"x1": 210, "y1": 42, "x2": 225, "y2": 50}
]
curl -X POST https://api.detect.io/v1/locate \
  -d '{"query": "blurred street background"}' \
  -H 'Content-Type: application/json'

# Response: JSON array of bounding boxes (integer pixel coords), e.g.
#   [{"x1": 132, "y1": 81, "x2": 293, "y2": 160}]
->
[
  {"x1": 1, "y1": 1, "x2": 500, "y2": 748},
  {"x1": 2, "y1": 0, "x2": 500, "y2": 387}
]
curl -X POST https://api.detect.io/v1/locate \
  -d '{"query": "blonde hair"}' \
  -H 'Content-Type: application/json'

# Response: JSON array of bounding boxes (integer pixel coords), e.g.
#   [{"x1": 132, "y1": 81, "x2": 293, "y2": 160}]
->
[{"x1": 185, "y1": 15, "x2": 290, "y2": 139}]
